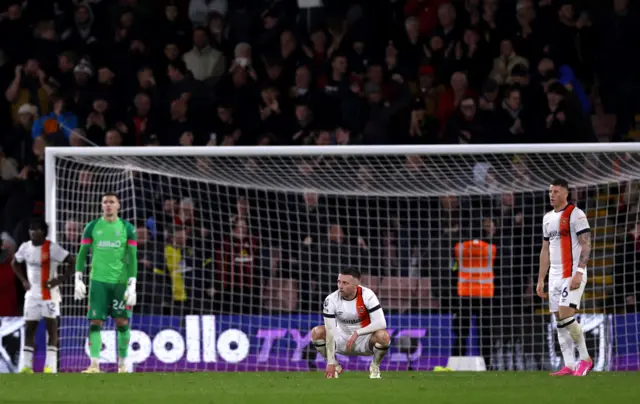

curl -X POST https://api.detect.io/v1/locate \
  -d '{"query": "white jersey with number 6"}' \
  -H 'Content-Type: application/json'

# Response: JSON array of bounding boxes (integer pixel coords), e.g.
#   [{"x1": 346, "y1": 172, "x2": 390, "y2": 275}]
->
[{"x1": 542, "y1": 204, "x2": 590, "y2": 280}]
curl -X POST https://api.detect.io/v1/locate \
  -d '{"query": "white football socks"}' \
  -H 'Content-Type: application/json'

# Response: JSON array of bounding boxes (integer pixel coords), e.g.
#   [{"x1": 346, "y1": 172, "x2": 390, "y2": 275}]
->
[
  {"x1": 372, "y1": 342, "x2": 390, "y2": 366},
  {"x1": 312, "y1": 340, "x2": 327, "y2": 359},
  {"x1": 565, "y1": 317, "x2": 590, "y2": 361},
  {"x1": 46, "y1": 346, "x2": 58, "y2": 372},
  {"x1": 556, "y1": 317, "x2": 576, "y2": 369},
  {"x1": 22, "y1": 346, "x2": 34, "y2": 369}
]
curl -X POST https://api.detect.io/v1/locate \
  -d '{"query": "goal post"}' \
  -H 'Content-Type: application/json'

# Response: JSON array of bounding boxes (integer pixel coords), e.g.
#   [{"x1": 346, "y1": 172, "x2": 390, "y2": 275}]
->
[{"x1": 44, "y1": 143, "x2": 640, "y2": 373}]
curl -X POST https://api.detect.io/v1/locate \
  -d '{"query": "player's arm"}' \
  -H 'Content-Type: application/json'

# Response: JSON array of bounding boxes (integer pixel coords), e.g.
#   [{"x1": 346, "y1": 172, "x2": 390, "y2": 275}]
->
[
  {"x1": 125, "y1": 221, "x2": 138, "y2": 279},
  {"x1": 537, "y1": 216, "x2": 551, "y2": 297},
  {"x1": 577, "y1": 231, "x2": 591, "y2": 269},
  {"x1": 124, "y1": 221, "x2": 138, "y2": 306},
  {"x1": 573, "y1": 212, "x2": 591, "y2": 290},
  {"x1": 47, "y1": 245, "x2": 76, "y2": 288},
  {"x1": 74, "y1": 221, "x2": 95, "y2": 299},
  {"x1": 322, "y1": 298, "x2": 338, "y2": 366},
  {"x1": 536, "y1": 239, "x2": 550, "y2": 299},
  {"x1": 537, "y1": 239, "x2": 550, "y2": 286},
  {"x1": 574, "y1": 212, "x2": 592, "y2": 271},
  {"x1": 356, "y1": 293, "x2": 387, "y2": 336},
  {"x1": 75, "y1": 220, "x2": 96, "y2": 273},
  {"x1": 11, "y1": 244, "x2": 29, "y2": 289}
]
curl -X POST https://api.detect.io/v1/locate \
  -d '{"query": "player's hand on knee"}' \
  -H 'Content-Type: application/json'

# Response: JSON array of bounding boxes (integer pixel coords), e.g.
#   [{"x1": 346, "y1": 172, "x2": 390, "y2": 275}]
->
[
  {"x1": 325, "y1": 363, "x2": 337, "y2": 379},
  {"x1": 74, "y1": 272, "x2": 86, "y2": 300},
  {"x1": 124, "y1": 277, "x2": 137, "y2": 306}
]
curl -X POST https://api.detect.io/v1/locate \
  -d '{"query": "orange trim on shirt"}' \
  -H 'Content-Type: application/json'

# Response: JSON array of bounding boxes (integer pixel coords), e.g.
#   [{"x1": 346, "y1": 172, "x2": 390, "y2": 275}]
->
[
  {"x1": 355, "y1": 286, "x2": 371, "y2": 328},
  {"x1": 41, "y1": 240, "x2": 51, "y2": 301},
  {"x1": 559, "y1": 205, "x2": 575, "y2": 279}
]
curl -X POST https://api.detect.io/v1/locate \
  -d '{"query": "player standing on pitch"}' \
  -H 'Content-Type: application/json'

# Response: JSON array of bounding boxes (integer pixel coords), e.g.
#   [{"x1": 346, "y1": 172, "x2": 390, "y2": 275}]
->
[
  {"x1": 310, "y1": 268, "x2": 391, "y2": 379},
  {"x1": 74, "y1": 192, "x2": 138, "y2": 373},
  {"x1": 12, "y1": 218, "x2": 75, "y2": 373},
  {"x1": 537, "y1": 179, "x2": 593, "y2": 376}
]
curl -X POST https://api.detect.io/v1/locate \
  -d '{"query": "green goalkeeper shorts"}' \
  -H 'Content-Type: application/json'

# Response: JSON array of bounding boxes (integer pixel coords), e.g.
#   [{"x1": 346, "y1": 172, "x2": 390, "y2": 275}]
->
[{"x1": 87, "y1": 280, "x2": 132, "y2": 320}]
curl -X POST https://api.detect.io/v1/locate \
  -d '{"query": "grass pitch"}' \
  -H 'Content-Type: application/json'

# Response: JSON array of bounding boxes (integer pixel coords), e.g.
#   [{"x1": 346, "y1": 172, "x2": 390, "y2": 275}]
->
[{"x1": 2, "y1": 371, "x2": 638, "y2": 404}]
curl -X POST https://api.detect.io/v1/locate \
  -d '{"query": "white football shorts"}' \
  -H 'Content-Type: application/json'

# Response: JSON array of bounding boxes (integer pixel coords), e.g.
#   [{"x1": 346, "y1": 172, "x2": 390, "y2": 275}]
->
[
  {"x1": 334, "y1": 329, "x2": 373, "y2": 356},
  {"x1": 548, "y1": 274, "x2": 587, "y2": 313},
  {"x1": 24, "y1": 298, "x2": 60, "y2": 321}
]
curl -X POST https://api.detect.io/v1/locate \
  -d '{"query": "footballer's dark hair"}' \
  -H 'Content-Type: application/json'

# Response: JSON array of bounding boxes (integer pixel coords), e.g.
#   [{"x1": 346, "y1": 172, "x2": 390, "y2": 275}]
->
[
  {"x1": 550, "y1": 178, "x2": 569, "y2": 190},
  {"x1": 340, "y1": 268, "x2": 361, "y2": 280},
  {"x1": 29, "y1": 217, "x2": 49, "y2": 235},
  {"x1": 102, "y1": 192, "x2": 120, "y2": 201}
]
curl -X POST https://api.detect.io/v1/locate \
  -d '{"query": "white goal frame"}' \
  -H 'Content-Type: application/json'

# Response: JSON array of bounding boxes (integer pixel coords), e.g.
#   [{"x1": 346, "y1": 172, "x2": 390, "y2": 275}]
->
[{"x1": 43, "y1": 142, "x2": 640, "y2": 372}]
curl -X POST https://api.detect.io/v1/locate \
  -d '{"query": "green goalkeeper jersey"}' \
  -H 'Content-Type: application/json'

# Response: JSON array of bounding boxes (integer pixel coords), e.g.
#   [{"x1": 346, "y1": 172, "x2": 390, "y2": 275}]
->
[{"x1": 75, "y1": 217, "x2": 138, "y2": 284}]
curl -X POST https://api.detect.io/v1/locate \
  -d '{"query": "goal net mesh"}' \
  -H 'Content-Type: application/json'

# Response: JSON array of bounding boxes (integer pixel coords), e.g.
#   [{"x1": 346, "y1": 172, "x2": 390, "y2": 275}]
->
[{"x1": 52, "y1": 148, "x2": 640, "y2": 372}]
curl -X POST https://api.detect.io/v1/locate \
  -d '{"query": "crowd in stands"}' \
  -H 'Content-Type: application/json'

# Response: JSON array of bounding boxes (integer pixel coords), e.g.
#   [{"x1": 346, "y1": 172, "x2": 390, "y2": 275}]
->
[{"x1": 0, "y1": 0, "x2": 638, "y2": 357}]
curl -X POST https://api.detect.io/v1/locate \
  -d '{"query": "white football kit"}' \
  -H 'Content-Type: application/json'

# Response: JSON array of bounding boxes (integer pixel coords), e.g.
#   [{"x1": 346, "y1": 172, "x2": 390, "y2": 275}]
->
[
  {"x1": 542, "y1": 204, "x2": 590, "y2": 312},
  {"x1": 322, "y1": 286, "x2": 385, "y2": 356},
  {"x1": 14, "y1": 241, "x2": 70, "y2": 321}
]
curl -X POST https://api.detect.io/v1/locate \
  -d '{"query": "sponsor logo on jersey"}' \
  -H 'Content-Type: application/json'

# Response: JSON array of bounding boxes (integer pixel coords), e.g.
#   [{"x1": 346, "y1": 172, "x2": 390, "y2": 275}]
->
[
  {"x1": 96, "y1": 240, "x2": 122, "y2": 248},
  {"x1": 547, "y1": 230, "x2": 570, "y2": 240},
  {"x1": 339, "y1": 318, "x2": 362, "y2": 325}
]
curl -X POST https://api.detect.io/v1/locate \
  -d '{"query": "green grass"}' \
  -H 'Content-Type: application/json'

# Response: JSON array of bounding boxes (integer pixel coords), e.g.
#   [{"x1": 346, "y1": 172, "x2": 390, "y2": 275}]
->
[{"x1": 1, "y1": 372, "x2": 639, "y2": 404}]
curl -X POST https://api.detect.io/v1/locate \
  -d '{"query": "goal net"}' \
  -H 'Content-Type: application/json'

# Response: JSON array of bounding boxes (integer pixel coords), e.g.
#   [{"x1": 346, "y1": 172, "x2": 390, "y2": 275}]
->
[{"x1": 45, "y1": 144, "x2": 640, "y2": 373}]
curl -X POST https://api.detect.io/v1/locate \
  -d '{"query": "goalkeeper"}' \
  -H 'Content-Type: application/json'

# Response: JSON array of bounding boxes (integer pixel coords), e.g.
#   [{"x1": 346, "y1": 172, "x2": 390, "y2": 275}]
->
[{"x1": 74, "y1": 192, "x2": 138, "y2": 373}]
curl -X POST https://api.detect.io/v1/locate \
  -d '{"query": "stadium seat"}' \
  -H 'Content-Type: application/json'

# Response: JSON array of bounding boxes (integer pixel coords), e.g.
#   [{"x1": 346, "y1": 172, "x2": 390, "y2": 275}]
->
[
  {"x1": 360, "y1": 274, "x2": 380, "y2": 293},
  {"x1": 591, "y1": 113, "x2": 616, "y2": 141},
  {"x1": 263, "y1": 278, "x2": 299, "y2": 312},
  {"x1": 379, "y1": 277, "x2": 417, "y2": 312},
  {"x1": 416, "y1": 278, "x2": 440, "y2": 309}
]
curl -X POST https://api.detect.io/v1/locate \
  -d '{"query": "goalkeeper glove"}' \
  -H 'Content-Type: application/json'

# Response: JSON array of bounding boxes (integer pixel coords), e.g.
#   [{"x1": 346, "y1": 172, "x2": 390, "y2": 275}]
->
[
  {"x1": 74, "y1": 272, "x2": 86, "y2": 300},
  {"x1": 124, "y1": 278, "x2": 136, "y2": 306}
]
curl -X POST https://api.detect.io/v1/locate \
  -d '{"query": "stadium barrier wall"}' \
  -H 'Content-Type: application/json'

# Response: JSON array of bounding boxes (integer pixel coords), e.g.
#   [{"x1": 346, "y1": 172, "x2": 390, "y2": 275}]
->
[{"x1": 2, "y1": 315, "x2": 638, "y2": 373}]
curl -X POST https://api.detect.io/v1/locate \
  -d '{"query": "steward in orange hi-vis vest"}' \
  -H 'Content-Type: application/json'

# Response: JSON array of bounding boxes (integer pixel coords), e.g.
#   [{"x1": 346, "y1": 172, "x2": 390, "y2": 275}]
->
[{"x1": 455, "y1": 240, "x2": 496, "y2": 298}]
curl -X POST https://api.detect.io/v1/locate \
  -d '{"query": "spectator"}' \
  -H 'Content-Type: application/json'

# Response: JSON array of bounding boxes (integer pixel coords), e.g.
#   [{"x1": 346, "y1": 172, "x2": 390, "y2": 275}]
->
[
  {"x1": 495, "y1": 87, "x2": 530, "y2": 143},
  {"x1": 4, "y1": 103, "x2": 36, "y2": 170},
  {"x1": 436, "y1": 71, "x2": 474, "y2": 130},
  {"x1": 215, "y1": 217, "x2": 260, "y2": 314},
  {"x1": 443, "y1": 95, "x2": 486, "y2": 144},
  {"x1": 183, "y1": 27, "x2": 226, "y2": 85},
  {"x1": 5, "y1": 60, "x2": 52, "y2": 124},
  {"x1": 0, "y1": 232, "x2": 17, "y2": 316},
  {"x1": 189, "y1": 0, "x2": 228, "y2": 27},
  {"x1": 490, "y1": 39, "x2": 529, "y2": 86},
  {"x1": 30, "y1": 93, "x2": 77, "y2": 142}
]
